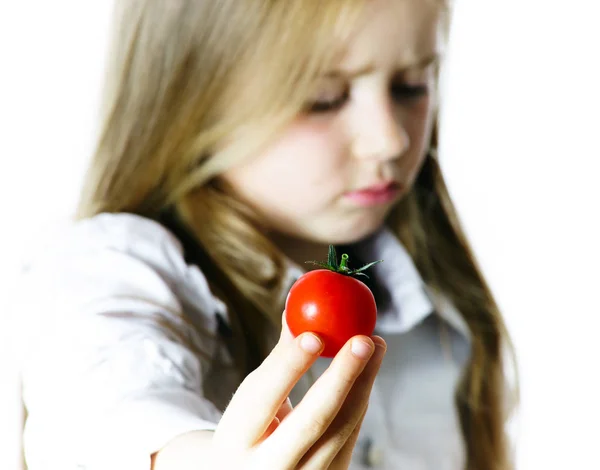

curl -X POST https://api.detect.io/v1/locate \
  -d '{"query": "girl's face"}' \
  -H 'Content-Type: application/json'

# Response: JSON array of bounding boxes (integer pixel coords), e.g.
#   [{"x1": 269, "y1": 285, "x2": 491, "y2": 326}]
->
[{"x1": 222, "y1": 0, "x2": 440, "y2": 247}]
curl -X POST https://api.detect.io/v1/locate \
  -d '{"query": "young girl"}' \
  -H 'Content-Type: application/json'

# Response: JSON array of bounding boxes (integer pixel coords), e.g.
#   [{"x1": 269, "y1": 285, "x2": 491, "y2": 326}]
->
[{"x1": 16, "y1": 0, "x2": 517, "y2": 469}]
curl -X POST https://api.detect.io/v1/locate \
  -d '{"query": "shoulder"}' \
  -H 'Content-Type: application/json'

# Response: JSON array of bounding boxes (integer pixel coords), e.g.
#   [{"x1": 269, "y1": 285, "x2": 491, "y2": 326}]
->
[
  {"x1": 14, "y1": 212, "x2": 226, "y2": 355},
  {"x1": 21, "y1": 213, "x2": 191, "y2": 303},
  {"x1": 28, "y1": 212, "x2": 186, "y2": 268}
]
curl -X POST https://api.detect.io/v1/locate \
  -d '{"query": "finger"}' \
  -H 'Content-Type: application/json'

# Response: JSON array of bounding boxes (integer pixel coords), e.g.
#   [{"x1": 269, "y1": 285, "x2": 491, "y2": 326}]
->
[
  {"x1": 327, "y1": 406, "x2": 368, "y2": 470},
  {"x1": 279, "y1": 311, "x2": 295, "y2": 343},
  {"x1": 276, "y1": 397, "x2": 293, "y2": 422},
  {"x1": 297, "y1": 408, "x2": 368, "y2": 470},
  {"x1": 216, "y1": 328, "x2": 324, "y2": 447},
  {"x1": 259, "y1": 335, "x2": 375, "y2": 467},
  {"x1": 300, "y1": 337, "x2": 387, "y2": 469}
]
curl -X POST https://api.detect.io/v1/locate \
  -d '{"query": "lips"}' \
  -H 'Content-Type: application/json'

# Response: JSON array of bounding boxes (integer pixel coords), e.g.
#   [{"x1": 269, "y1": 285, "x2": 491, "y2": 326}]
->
[
  {"x1": 344, "y1": 181, "x2": 403, "y2": 206},
  {"x1": 358, "y1": 181, "x2": 400, "y2": 193}
]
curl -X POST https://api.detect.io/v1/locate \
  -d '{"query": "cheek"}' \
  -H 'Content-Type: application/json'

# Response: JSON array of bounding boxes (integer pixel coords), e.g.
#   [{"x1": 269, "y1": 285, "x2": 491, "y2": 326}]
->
[
  {"x1": 223, "y1": 119, "x2": 348, "y2": 215},
  {"x1": 403, "y1": 101, "x2": 435, "y2": 173},
  {"x1": 408, "y1": 97, "x2": 434, "y2": 146},
  {"x1": 262, "y1": 120, "x2": 346, "y2": 186}
]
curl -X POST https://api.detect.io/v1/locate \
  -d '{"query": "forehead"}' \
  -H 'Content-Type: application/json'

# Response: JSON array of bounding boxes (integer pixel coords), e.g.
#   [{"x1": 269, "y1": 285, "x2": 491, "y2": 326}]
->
[{"x1": 339, "y1": 0, "x2": 443, "y2": 70}]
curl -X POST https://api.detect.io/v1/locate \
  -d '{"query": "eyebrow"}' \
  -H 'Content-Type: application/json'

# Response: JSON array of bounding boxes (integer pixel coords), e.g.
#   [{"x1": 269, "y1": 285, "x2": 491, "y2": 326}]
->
[{"x1": 325, "y1": 53, "x2": 440, "y2": 79}]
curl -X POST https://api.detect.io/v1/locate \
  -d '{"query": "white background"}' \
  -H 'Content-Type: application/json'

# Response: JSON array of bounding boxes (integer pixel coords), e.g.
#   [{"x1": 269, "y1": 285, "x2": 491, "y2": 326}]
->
[{"x1": 1, "y1": 1, "x2": 599, "y2": 468}]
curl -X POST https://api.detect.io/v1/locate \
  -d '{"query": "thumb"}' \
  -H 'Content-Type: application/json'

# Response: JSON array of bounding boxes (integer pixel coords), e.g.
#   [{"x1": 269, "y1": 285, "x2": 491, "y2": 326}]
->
[{"x1": 279, "y1": 311, "x2": 295, "y2": 344}]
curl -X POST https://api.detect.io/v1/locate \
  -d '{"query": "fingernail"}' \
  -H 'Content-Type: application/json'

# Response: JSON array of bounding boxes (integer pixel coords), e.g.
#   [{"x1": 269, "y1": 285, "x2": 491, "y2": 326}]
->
[
  {"x1": 351, "y1": 339, "x2": 373, "y2": 359},
  {"x1": 300, "y1": 333, "x2": 323, "y2": 354}
]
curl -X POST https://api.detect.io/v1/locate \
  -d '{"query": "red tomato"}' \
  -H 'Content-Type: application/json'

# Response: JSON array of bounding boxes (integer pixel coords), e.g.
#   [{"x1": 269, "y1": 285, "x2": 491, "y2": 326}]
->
[{"x1": 285, "y1": 269, "x2": 378, "y2": 358}]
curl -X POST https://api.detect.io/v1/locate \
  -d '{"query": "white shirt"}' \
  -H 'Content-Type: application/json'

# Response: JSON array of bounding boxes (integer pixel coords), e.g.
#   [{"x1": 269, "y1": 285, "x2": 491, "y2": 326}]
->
[{"x1": 14, "y1": 213, "x2": 471, "y2": 470}]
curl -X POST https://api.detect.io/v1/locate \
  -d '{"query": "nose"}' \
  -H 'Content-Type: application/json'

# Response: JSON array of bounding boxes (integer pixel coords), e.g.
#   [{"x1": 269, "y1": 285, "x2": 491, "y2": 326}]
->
[{"x1": 351, "y1": 98, "x2": 409, "y2": 162}]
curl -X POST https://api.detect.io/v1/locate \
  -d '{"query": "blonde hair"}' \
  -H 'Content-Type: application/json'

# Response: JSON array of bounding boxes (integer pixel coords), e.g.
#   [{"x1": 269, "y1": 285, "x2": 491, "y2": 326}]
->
[{"x1": 77, "y1": 1, "x2": 517, "y2": 468}]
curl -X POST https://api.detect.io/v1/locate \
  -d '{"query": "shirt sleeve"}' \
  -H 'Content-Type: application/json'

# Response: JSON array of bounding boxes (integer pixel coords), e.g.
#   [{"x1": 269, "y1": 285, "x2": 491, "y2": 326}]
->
[{"x1": 14, "y1": 214, "x2": 224, "y2": 470}]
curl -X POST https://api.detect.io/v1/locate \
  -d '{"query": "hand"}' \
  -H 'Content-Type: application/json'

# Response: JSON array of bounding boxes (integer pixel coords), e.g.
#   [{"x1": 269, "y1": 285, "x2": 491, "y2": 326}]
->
[{"x1": 209, "y1": 313, "x2": 387, "y2": 469}]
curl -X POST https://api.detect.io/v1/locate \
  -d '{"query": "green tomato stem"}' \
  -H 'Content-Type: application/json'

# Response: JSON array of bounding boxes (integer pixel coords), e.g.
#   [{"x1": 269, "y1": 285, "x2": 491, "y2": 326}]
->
[
  {"x1": 306, "y1": 245, "x2": 382, "y2": 278},
  {"x1": 340, "y1": 253, "x2": 349, "y2": 270}
]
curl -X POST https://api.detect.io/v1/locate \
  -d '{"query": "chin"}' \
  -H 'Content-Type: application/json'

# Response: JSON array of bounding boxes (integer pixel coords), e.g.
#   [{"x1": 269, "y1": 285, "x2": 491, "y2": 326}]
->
[
  {"x1": 275, "y1": 205, "x2": 395, "y2": 247},
  {"x1": 330, "y1": 226, "x2": 380, "y2": 245},
  {"x1": 319, "y1": 212, "x2": 389, "y2": 245}
]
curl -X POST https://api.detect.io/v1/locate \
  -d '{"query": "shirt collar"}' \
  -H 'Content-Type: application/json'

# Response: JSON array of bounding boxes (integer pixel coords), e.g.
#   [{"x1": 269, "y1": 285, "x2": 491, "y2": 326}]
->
[{"x1": 282, "y1": 227, "x2": 470, "y2": 339}]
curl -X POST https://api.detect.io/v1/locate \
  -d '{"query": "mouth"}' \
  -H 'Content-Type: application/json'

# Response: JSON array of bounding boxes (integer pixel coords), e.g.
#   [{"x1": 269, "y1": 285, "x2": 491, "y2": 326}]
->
[{"x1": 343, "y1": 181, "x2": 404, "y2": 207}]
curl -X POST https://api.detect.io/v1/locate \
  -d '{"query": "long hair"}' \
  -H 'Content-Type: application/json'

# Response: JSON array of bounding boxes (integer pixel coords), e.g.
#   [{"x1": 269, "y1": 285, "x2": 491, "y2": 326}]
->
[{"x1": 77, "y1": 1, "x2": 517, "y2": 468}]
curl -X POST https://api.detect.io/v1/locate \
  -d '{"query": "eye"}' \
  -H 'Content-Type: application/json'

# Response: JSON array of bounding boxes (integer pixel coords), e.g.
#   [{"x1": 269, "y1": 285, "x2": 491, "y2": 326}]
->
[
  {"x1": 306, "y1": 83, "x2": 350, "y2": 114},
  {"x1": 391, "y1": 82, "x2": 429, "y2": 102}
]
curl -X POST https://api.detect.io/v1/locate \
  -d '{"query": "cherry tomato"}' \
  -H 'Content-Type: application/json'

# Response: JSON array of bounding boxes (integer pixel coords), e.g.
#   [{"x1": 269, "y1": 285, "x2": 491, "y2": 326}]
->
[{"x1": 284, "y1": 246, "x2": 382, "y2": 358}]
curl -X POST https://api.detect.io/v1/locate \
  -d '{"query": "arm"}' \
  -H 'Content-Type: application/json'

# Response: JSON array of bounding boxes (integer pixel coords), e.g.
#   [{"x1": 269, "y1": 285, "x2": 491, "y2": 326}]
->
[
  {"x1": 16, "y1": 215, "x2": 223, "y2": 469},
  {"x1": 16, "y1": 215, "x2": 387, "y2": 469}
]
